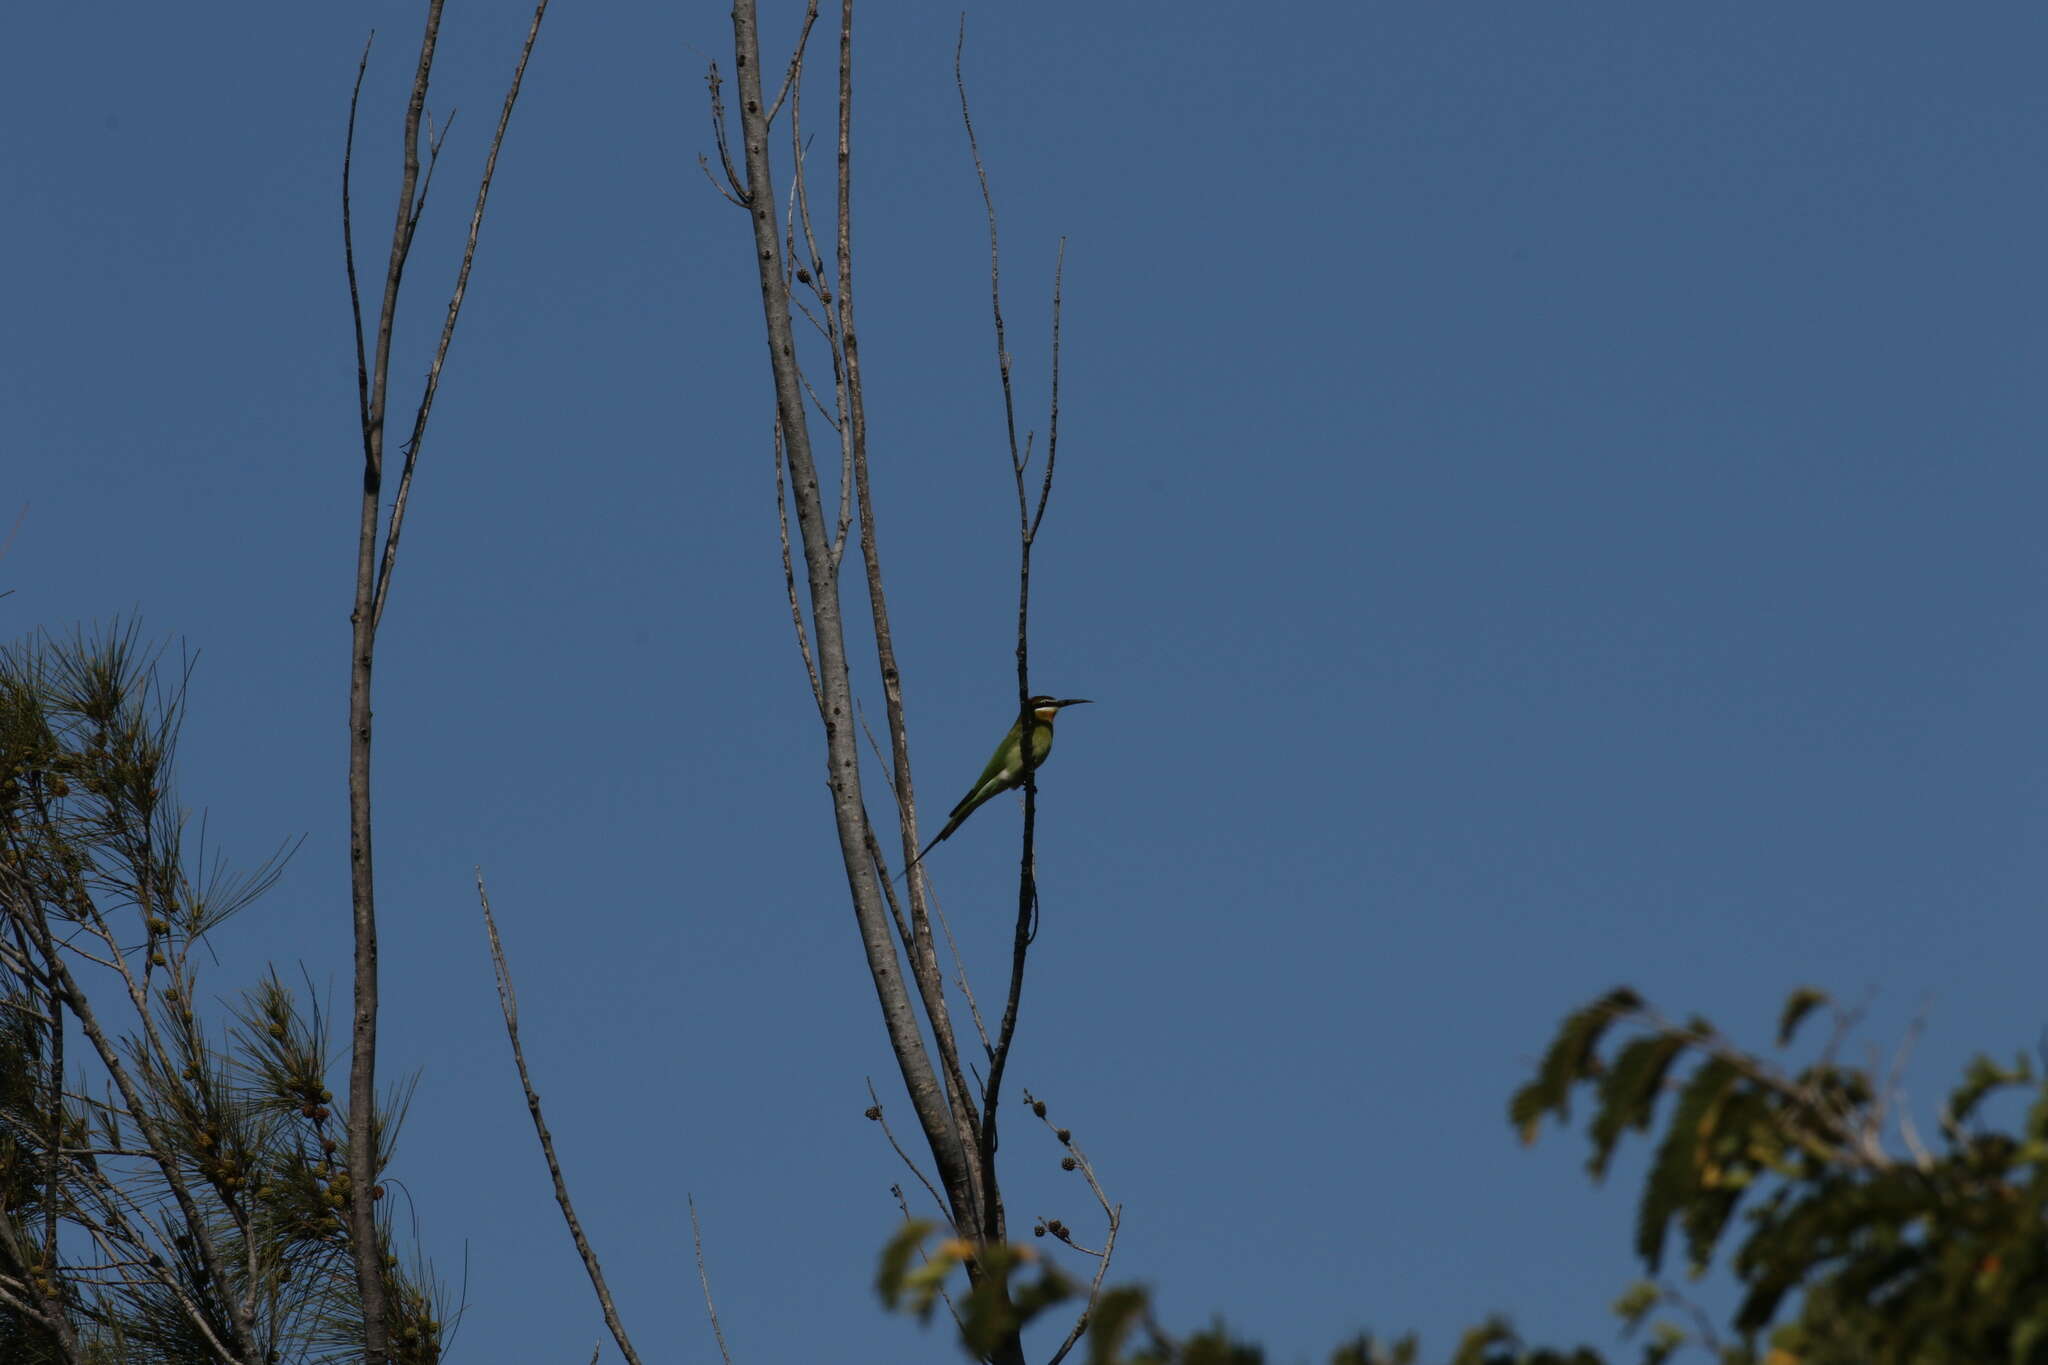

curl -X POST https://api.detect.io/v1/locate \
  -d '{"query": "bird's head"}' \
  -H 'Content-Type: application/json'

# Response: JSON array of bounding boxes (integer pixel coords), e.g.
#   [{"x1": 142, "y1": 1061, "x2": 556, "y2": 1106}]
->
[{"x1": 1029, "y1": 696, "x2": 1093, "y2": 722}]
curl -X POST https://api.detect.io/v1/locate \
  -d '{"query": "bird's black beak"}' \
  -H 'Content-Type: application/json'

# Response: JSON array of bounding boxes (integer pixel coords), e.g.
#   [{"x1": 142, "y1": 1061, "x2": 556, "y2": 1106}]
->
[{"x1": 1053, "y1": 698, "x2": 1093, "y2": 708}]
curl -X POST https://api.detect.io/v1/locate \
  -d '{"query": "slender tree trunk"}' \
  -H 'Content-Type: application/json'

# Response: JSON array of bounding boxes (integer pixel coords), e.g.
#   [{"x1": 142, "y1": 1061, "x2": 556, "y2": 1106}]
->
[
  {"x1": 346, "y1": 479, "x2": 387, "y2": 1362},
  {"x1": 723, "y1": 6, "x2": 1022, "y2": 1360},
  {"x1": 344, "y1": 10, "x2": 448, "y2": 1356}
]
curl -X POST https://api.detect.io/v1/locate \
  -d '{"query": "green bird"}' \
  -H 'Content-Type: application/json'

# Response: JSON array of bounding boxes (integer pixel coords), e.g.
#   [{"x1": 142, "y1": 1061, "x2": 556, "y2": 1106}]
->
[{"x1": 908, "y1": 696, "x2": 1092, "y2": 872}]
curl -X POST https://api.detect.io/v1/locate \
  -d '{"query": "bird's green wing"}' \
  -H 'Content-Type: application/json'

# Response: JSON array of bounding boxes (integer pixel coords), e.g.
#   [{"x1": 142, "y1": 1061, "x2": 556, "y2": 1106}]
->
[
  {"x1": 949, "y1": 722, "x2": 1026, "y2": 819},
  {"x1": 908, "y1": 716, "x2": 1049, "y2": 873}
]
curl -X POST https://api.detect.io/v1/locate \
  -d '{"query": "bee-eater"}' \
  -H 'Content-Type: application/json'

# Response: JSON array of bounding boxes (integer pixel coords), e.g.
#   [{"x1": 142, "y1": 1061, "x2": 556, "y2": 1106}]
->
[{"x1": 908, "y1": 696, "x2": 1092, "y2": 872}]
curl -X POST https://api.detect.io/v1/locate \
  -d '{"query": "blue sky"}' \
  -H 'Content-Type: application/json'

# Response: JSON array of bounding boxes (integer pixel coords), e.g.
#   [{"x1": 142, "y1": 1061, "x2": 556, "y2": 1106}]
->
[{"x1": 6, "y1": 3, "x2": 2047, "y2": 1360}]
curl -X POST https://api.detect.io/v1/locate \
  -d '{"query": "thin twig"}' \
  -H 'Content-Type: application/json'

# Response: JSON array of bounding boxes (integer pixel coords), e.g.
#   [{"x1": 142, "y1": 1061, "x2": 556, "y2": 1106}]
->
[
  {"x1": 866, "y1": 1079, "x2": 954, "y2": 1228},
  {"x1": 696, "y1": 150, "x2": 746, "y2": 207},
  {"x1": 957, "y1": 15, "x2": 1063, "y2": 1236},
  {"x1": 1898, "y1": 1104, "x2": 1935, "y2": 1172},
  {"x1": 853, "y1": 705, "x2": 917, "y2": 952},
  {"x1": 403, "y1": 109, "x2": 454, "y2": 260},
  {"x1": 1877, "y1": 1000, "x2": 1931, "y2": 1160},
  {"x1": 689, "y1": 1196, "x2": 734, "y2": 1365},
  {"x1": 766, "y1": 0, "x2": 822, "y2": 124},
  {"x1": 343, "y1": 34, "x2": 375, "y2": 441},
  {"x1": 1030, "y1": 241, "x2": 1067, "y2": 542},
  {"x1": 476, "y1": 871, "x2": 644, "y2": 1365},
  {"x1": 1024, "y1": 1092, "x2": 1117, "y2": 1225},
  {"x1": 1050, "y1": 1207, "x2": 1119, "y2": 1358},
  {"x1": 774, "y1": 420, "x2": 824, "y2": 712},
  {"x1": 864, "y1": 818, "x2": 916, "y2": 955},
  {"x1": 0, "y1": 500, "x2": 29, "y2": 564},
  {"x1": 929, "y1": 889, "x2": 992, "y2": 1057},
  {"x1": 371, "y1": 0, "x2": 553, "y2": 634},
  {"x1": 41, "y1": 991, "x2": 64, "y2": 1317},
  {"x1": 1024, "y1": 1092, "x2": 1121, "y2": 1365},
  {"x1": 406, "y1": 107, "x2": 455, "y2": 244},
  {"x1": 956, "y1": 17, "x2": 1022, "y2": 477},
  {"x1": 23, "y1": 1141, "x2": 232, "y2": 1355},
  {"x1": 704, "y1": 63, "x2": 747, "y2": 204},
  {"x1": 1039, "y1": 1225, "x2": 1105, "y2": 1258},
  {"x1": 846, "y1": 705, "x2": 990, "y2": 1053},
  {"x1": 785, "y1": 56, "x2": 853, "y2": 573}
]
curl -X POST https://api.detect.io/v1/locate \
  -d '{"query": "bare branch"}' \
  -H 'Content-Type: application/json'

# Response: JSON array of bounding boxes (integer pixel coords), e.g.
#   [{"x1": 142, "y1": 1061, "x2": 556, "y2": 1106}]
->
[
  {"x1": 344, "y1": 8, "x2": 448, "y2": 1349},
  {"x1": 343, "y1": 35, "x2": 374, "y2": 441},
  {"x1": 343, "y1": 16, "x2": 549, "y2": 1352},
  {"x1": 704, "y1": 64, "x2": 748, "y2": 206},
  {"x1": 1875, "y1": 999, "x2": 1931, "y2": 1160},
  {"x1": 766, "y1": 0, "x2": 822, "y2": 124},
  {"x1": 1024, "y1": 1091, "x2": 1122, "y2": 1365},
  {"x1": 784, "y1": 62, "x2": 854, "y2": 573},
  {"x1": 689, "y1": 1196, "x2": 735, "y2": 1365},
  {"x1": 403, "y1": 106, "x2": 455, "y2": 255},
  {"x1": 775, "y1": 420, "x2": 825, "y2": 713},
  {"x1": 1030, "y1": 240, "x2": 1067, "y2": 542},
  {"x1": 696, "y1": 150, "x2": 747, "y2": 207},
  {"x1": 372, "y1": 0, "x2": 553, "y2": 634},
  {"x1": 725, "y1": 0, "x2": 991, "y2": 1270},
  {"x1": 822, "y1": 1, "x2": 995, "y2": 1251},
  {"x1": 852, "y1": 704, "x2": 918, "y2": 954},
  {"x1": 956, "y1": 17, "x2": 1023, "y2": 481},
  {"x1": 929, "y1": 890, "x2": 993, "y2": 1057},
  {"x1": 865, "y1": 1079, "x2": 953, "y2": 1227},
  {"x1": 849, "y1": 708, "x2": 988, "y2": 1060},
  {"x1": 476, "y1": 870, "x2": 644, "y2": 1365},
  {"x1": 955, "y1": 19, "x2": 1071, "y2": 1247}
]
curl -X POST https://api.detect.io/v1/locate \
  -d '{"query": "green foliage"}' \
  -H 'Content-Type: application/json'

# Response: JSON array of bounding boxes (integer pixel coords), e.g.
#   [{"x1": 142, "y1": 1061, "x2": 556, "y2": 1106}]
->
[
  {"x1": 1164, "y1": 1326, "x2": 1265, "y2": 1365},
  {"x1": 1774, "y1": 989, "x2": 1829, "y2": 1049},
  {"x1": 0, "y1": 623, "x2": 446, "y2": 1363},
  {"x1": 877, "y1": 1221, "x2": 1087, "y2": 1359},
  {"x1": 1515, "y1": 986, "x2": 2048, "y2": 1363},
  {"x1": 1945, "y1": 1052, "x2": 2032, "y2": 1128},
  {"x1": 1587, "y1": 1033, "x2": 1688, "y2": 1179},
  {"x1": 880, "y1": 983, "x2": 2048, "y2": 1365},
  {"x1": 1331, "y1": 1333, "x2": 1418, "y2": 1365},
  {"x1": 1446, "y1": 1318, "x2": 1607, "y2": 1365},
  {"x1": 876, "y1": 1225, "x2": 1604, "y2": 1365},
  {"x1": 1511, "y1": 988, "x2": 1643, "y2": 1144},
  {"x1": 1085, "y1": 1287, "x2": 1152, "y2": 1364}
]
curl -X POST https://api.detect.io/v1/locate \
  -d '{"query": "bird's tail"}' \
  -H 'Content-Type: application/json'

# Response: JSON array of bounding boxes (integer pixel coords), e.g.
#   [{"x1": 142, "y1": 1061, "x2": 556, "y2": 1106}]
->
[{"x1": 894, "y1": 816, "x2": 961, "y2": 884}]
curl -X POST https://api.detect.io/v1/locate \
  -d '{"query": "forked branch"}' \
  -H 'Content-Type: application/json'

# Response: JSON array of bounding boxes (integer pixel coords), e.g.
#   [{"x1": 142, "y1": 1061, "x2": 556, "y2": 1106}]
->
[
  {"x1": 718, "y1": 0, "x2": 995, "y2": 1278},
  {"x1": 340, "y1": 6, "x2": 550, "y2": 1356}
]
